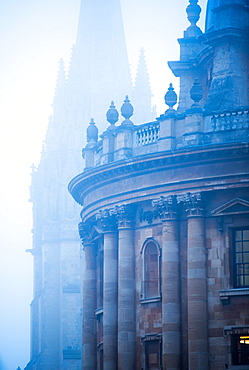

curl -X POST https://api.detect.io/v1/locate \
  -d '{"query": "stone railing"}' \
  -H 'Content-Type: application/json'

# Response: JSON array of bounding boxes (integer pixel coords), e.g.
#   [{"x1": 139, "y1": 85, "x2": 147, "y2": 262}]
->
[
  {"x1": 211, "y1": 109, "x2": 249, "y2": 131},
  {"x1": 135, "y1": 121, "x2": 160, "y2": 146}
]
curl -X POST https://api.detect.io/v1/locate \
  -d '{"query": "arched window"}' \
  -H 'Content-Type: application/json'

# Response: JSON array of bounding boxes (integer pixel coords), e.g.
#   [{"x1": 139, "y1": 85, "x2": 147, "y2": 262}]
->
[{"x1": 141, "y1": 239, "x2": 161, "y2": 300}]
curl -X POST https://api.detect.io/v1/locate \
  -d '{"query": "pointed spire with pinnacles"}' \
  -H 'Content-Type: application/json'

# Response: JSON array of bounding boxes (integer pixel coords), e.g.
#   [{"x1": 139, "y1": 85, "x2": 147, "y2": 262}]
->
[{"x1": 132, "y1": 47, "x2": 154, "y2": 123}]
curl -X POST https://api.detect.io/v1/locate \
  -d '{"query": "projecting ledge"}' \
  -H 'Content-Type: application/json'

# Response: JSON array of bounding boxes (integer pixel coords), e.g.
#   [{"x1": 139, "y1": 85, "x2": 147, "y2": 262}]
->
[{"x1": 219, "y1": 288, "x2": 249, "y2": 304}]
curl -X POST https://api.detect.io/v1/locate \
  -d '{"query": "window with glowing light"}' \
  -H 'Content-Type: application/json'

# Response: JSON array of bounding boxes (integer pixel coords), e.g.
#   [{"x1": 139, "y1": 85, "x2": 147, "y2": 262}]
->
[{"x1": 232, "y1": 335, "x2": 249, "y2": 365}]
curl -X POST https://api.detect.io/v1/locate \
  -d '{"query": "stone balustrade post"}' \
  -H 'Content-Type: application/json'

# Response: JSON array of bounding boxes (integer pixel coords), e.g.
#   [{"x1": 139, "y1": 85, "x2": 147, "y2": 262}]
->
[{"x1": 153, "y1": 196, "x2": 181, "y2": 369}]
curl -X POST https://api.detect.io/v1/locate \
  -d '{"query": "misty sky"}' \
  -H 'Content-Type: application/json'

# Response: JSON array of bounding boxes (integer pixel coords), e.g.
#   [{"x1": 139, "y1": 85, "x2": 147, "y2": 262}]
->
[{"x1": 0, "y1": 1, "x2": 206, "y2": 368}]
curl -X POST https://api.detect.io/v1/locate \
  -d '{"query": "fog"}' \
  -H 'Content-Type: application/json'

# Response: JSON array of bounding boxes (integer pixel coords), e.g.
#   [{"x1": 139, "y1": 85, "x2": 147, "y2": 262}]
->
[{"x1": 0, "y1": 0, "x2": 206, "y2": 368}]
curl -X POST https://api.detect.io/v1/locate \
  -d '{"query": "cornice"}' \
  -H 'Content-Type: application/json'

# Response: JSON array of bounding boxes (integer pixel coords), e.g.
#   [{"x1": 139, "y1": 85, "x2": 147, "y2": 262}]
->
[{"x1": 68, "y1": 142, "x2": 249, "y2": 206}]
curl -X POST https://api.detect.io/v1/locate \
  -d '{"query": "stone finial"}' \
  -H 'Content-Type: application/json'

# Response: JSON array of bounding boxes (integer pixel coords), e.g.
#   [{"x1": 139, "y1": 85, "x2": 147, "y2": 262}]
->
[
  {"x1": 190, "y1": 78, "x2": 203, "y2": 107},
  {"x1": 121, "y1": 95, "x2": 134, "y2": 124},
  {"x1": 86, "y1": 118, "x2": 98, "y2": 143},
  {"x1": 164, "y1": 83, "x2": 177, "y2": 114},
  {"x1": 106, "y1": 101, "x2": 119, "y2": 127},
  {"x1": 185, "y1": 0, "x2": 202, "y2": 37}
]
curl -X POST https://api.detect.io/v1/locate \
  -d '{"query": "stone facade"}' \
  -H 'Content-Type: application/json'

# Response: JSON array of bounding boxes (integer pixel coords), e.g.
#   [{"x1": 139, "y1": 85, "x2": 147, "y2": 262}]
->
[
  {"x1": 69, "y1": 1, "x2": 249, "y2": 369},
  {"x1": 25, "y1": 0, "x2": 144, "y2": 369}
]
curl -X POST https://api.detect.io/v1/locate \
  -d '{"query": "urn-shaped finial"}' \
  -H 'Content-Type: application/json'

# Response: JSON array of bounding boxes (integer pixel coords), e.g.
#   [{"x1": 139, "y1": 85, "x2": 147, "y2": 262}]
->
[
  {"x1": 121, "y1": 95, "x2": 134, "y2": 124},
  {"x1": 86, "y1": 118, "x2": 98, "y2": 143},
  {"x1": 190, "y1": 78, "x2": 203, "y2": 106},
  {"x1": 186, "y1": 0, "x2": 201, "y2": 28},
  {"x1": 185, "y1": 0, "x2": 202, "y2": 37},
  {"x1": 106, "y1": 101, "x2": 119, "y2": 126},
  {"x1": 164, "y1": 83, "x2": 177, "y2": 113}
]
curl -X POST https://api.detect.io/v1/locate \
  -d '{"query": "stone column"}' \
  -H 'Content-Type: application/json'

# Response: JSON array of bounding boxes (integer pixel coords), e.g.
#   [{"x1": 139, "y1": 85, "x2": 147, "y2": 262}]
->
[
  {"x1": 153, "y1": 196, "x2": 181, "y2": 369},
  {"x1": 79, "y1": 222, "x2": 97, "y2": 370},
  {"x1": 115, "y1": 205, "x2": 136, "y2": 370},
  {"x1": 97, "y1": 210, "x2": 118, "y2": 370},
  {"x1": 179, "y1": 193, "x2": 208, "y2": 369}
]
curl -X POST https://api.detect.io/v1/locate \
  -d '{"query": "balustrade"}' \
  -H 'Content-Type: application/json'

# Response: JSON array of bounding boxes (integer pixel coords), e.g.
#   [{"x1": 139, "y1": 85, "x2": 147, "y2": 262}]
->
[
  {"x1": 135, "y1": 122, "x2": 160, "y2": 146},
  {"x1": 211, "y1": 109, "x2": 249, "y2": 131}
]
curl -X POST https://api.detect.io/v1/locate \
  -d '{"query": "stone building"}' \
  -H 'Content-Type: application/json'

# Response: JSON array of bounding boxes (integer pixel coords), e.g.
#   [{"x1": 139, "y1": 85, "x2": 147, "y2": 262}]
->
[
  {"x1": 25, "y1": 0, "x2": 154, "y2": 369},
  {"x1": 68, "y1": 0, "x2": 249, "y2": 369}
]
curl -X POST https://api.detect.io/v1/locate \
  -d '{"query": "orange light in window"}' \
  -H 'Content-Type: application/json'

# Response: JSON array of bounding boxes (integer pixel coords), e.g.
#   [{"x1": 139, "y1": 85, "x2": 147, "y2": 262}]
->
[{"x1": 240, "y1": 336, "x2": 249, "y2": 344}]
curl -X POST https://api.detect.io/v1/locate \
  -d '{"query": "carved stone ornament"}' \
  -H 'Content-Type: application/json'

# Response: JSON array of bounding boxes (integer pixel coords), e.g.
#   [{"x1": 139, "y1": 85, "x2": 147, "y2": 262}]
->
[
  {"x1": 96, "y1": 208, "x2": 117, "y2": 232},
  {"x1": 78, "y1": 221, "x2": 94, "y2": 247},
  {"x1": 138, "y1": 209, "x2": 160, "y2": 224},
  {"x1": 111, "y1": 204, "x2": 136, "y2": 228},
  {"x1": 177, "y1": 192, "x2": 204, "y2": 217},
  {"x1": 152, "y1": 195, "x2": 178, "y2": 220}
]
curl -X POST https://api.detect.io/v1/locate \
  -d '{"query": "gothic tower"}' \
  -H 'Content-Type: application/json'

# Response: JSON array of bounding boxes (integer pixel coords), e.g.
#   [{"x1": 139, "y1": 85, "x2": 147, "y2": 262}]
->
[
  {"x1": 132, "y1": 47, "x2": 155, "y2": 123},
  {"x1": 25, "y1": 1, "x2": 134, "y2": 369}
]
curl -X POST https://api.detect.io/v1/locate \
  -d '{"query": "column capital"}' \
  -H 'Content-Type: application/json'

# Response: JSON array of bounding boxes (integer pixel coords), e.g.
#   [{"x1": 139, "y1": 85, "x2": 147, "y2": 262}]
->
[
  {"x1": 177, "y1": 192, "x2": 205, "y2": 217},
  {"x1": 111, "y1": 204, "x2": 136, "y2": 229},
  {"x1": 78, "y1": 221, "x2": 95, "y2": 248},
  {"x1": 96, "y1": 209, "x2": 117, "y2": 232},
  {"x1": 152, "y1": 195, "x2": 178, "y2": 220}
]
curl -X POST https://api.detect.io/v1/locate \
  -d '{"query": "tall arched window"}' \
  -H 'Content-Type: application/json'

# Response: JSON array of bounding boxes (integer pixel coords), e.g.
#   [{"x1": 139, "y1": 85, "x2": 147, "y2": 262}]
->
[{"x1": 141, "y1": 239, "x2": 161, "y2": 300}]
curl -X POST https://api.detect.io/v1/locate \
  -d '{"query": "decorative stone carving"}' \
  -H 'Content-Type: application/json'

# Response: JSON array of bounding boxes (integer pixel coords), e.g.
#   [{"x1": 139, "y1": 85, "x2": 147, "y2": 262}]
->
[
  {"x1": 185, "y1": 0, "x2": 202, "y2": 37},
  {"x1": 106, "y1": 101, "x2": 119, "y2": 127},
  {"x1": 96, "y1": 205, "x2": 135, "y2": 229},
  {"x1": 190, "y1": 78, "x2": 203, "y2": 108},
  {"x1": 138, "y1": 208, "x2": 160, "y2": 224},
  {"x1": 121, "y1": 96, "x2": 134, "y2": 125},
  {"x1": 86, "y1": 118, "x2": 98, "y2": 143},
  {"x1": 152, "y1": 195, "x2": 178, "y2": 220},
  {"x1": 78, "y1": 221, "x2": 94, "y2": 246},
  {"x1": 111, "y1": 204, "x2": 136, "y2": 228},
  {"x1": 177, "y1": 192, "x2": 204, "y2": 217},
  {"x1": 164, "y1": 83, "x2": 177, "y2": 114},
  {"x1": 96, "y1": 209, "x2": 117, "y2": 232}
]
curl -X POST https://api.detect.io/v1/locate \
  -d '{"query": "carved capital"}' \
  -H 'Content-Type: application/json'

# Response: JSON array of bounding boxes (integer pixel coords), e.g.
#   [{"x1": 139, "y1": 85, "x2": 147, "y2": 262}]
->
[
  {"x1": 152, "y1": 195, "x2": 178, "y2": 220},
  {"x1": 78, "y1": 221, "x2": 95, "y2": 248},
  {"x1": 96, "y1": 209, "x2": 117, "y2": 232},
  {"x1": 177, "y1": 192, "x2": 204, "y2": 217},
  {"x1": 111, "y1": 204, "x2": 136, "y2": 229}
]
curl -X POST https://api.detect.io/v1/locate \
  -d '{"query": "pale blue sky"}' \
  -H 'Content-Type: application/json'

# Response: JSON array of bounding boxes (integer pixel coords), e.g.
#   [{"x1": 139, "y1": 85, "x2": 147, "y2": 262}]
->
[{"x1": 0, "y1": 1, "x2": 206, "y2": 368}]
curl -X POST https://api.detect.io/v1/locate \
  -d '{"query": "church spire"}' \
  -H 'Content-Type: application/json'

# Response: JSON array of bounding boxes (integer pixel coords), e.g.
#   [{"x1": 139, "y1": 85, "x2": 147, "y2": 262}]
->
[
  {"x1": 68, "y1": 0, "x2": 132, "y2": 131},
  {"x1": 53, "y1": 59, "x2": 67, "y2": 119},
  {"x1": 132, "y1": 47, "x2": 154, "y2": 123}
]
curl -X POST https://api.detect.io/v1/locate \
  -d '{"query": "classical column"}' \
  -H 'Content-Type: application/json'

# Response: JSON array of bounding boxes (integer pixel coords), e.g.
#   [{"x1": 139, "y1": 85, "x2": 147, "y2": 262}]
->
[
  {"x1": 153, "y1": 196, "x2": 181, "y2": 369},
  {"x1": 78, "y1": 222, "x2": 97, "y2": 370},
  {"x1": 114, "y1": 205, "x2": 136, "y2": 370},
  {"x1": 97, "y1": 210, "x2": 118, "y2": 370},
  {"x1": 179, "y1": 193, "x2": 208, "y2": 369}
]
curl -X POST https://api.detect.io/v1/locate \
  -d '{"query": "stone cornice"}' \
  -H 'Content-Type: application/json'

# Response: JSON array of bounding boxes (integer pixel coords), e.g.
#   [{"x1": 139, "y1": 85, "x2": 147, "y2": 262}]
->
[
  {"x1": 202, "y1": 27, "x2": 249, "y2": 47},
  {"x1": 68, "y1": 143, "x2": 249, "y2": 206}
]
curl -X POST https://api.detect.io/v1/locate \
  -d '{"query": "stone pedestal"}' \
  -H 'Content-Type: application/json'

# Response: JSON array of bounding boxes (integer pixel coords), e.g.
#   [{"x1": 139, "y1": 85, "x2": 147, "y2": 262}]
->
[{"x1": 116, "y1": 206, "x2": 136, "y2": 370}]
